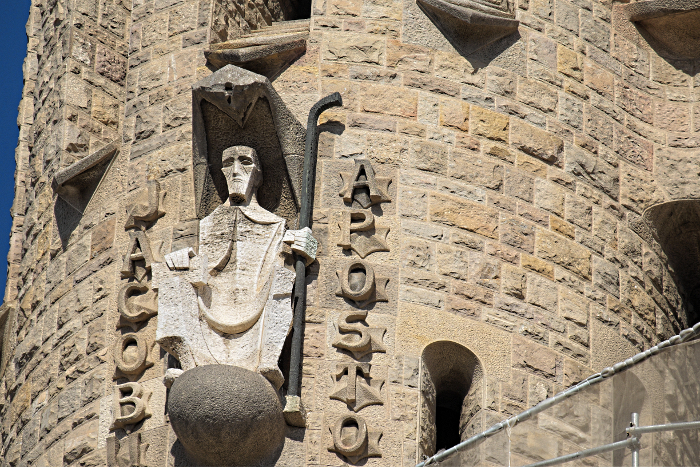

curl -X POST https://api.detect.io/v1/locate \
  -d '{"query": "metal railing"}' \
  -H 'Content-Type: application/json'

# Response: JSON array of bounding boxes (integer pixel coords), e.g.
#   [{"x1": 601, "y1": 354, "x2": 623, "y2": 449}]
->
[
  {"x1": 416, "y1": 320, "x2": 700, "y2": 467},
  {"x1": 518, "y1": 412, "x2": 700, "y2": 467}
]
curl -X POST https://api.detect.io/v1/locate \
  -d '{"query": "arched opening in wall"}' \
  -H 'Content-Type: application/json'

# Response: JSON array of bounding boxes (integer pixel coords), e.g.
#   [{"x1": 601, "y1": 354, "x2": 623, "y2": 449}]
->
[
  {"x1": 643, "y1": 201, "x2": 700, "y2": 328},
  {"x1": 419, "y1": 341, "x2": 484, "y2": 458}
]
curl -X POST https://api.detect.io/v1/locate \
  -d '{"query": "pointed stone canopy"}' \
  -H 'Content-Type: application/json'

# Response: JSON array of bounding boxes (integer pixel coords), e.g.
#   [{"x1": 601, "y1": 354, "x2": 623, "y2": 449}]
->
[
  {"x1": 52, "y1": 140, "x2": 120, "y2": 245},
  {"x1": 191, "y1": 66, "x2": 306, "y2": 226},
  {"x1": 622, "y1": 0, "x2": 700, "y2": 59},
  {"x1": 416, "y1": 0, "x2": 519, "y2": 56},
  {"x1": 52, "y1": 140, "x2": 120, "y2": 214}
]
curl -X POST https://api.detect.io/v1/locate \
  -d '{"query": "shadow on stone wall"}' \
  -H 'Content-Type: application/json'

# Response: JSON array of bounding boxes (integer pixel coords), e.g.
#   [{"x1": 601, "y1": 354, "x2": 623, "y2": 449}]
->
[{"x1": 643, "y1": 200, "x2": 700, "y2": 325}]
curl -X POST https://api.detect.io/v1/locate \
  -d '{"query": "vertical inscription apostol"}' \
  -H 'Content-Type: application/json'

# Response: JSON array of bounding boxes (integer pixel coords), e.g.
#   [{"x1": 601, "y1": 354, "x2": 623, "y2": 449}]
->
[{"x1": 329, "y1": 159, "x2": 392, "y2": 464}]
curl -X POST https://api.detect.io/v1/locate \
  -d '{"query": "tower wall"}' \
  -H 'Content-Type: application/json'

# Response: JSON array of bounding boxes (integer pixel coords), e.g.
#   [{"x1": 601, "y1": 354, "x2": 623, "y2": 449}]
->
[{"x1": 2, "y1": 0, "x2": 698, "y2": 465}]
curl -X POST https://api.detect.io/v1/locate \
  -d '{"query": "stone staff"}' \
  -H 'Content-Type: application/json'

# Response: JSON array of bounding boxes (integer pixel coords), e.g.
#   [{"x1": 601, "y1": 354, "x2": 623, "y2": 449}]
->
[{"x1": 285, "y1": 92, "x2": 343, "y2": 425}]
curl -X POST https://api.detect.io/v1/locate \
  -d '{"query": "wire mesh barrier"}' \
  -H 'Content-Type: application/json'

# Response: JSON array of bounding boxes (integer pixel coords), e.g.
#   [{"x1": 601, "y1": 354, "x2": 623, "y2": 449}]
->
[{"x1": 417, "y1": 329, "x2": 700, "y2": 467}]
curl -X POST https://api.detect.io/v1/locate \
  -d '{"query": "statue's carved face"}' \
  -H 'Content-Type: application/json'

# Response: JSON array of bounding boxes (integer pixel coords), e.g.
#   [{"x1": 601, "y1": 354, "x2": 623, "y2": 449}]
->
[{"x1": 221, "y1": 146, "x2": 262, "y2": 204}]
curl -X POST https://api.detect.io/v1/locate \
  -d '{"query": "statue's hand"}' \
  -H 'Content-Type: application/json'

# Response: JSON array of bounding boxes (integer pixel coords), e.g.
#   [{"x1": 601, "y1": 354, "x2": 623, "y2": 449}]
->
[
  {"x1": 283, "y1": 227, "x2": 318, "y2": 266},
  {"x1": 163, "y1": 368, "x2": 184, "y2": 388},
  {"x1": 165, "y1": 247, "x2": 195, "y2": 270}
]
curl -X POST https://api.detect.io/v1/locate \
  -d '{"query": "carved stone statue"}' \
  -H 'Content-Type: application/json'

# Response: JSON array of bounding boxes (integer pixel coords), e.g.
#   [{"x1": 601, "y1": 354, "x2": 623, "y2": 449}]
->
[{"x1": 153, "y1": 145, "x2": 316, "y2": 390}]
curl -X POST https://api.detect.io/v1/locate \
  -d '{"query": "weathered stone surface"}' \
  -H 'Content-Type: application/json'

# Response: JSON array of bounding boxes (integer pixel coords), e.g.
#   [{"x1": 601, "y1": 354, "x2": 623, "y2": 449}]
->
[
  {"x1": 409, "y1": 140, "x2": 448, "y2": 174},
  {"x1": 557, "y1": 45, "x2": 583, "y2": 81},
  {"x1": 430, "y1": 194, "x2": 499, "y2": 239},
  {"x1": 323, "y1": 35, "x2": 385, "y2": 64},
  {"x1": 615, "y1": 125, "x2": 653, "y2": 171},
  {"x1": 500, "y1": 215, "x2": 535, "y2": 253},
  {"x1": 592, "y1": 255, "x2": 619, "y2": 298},
  {"x1": 527, "y1": 274, "x2": 558, "y2": 310},
  {"x1": 361, "y1": 84, "x2": 418, "y2": 117},
  {"x1": 92, "y1": 92, "x2": 120, "y2": 130},
  {"x1": 534, "y1": 179, "x2": 565, "y2": 217},
  {"x1": 511, "y1": 120, "x2": 563, "y2": 164},
  {"x1": 565, "y1": 145, "x2": 619, "y2": 200},
  {"x1": 655, "y1": 148, "x2": 700, "y2": 199},
  {"x1": 95, "y1": 46, "x2": 127, "y2": 85},
  {"x1": 519, "y1": 78, "x2": 558, "y2": 113},
  {"x1": 513, "y1": 336, "x2": 557, "y2": 379},
  {"x1": 440, "y1": 99, "x2": 469, "y2": 131},
  {"x1": 502, "y1": 264, "x2": 527, "y2": 298},
  {"x1": 537, "y1": 230, "x2": 591, "y2": 279},
  {"x1": 471, "y1": 106, "x2": 509, "y2": 142}
]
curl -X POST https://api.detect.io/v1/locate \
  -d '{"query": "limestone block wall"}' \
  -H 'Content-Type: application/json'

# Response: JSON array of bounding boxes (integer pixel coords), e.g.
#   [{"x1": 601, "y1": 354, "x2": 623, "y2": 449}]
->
[{"x1": 2, "y1": 0, "x2": 700, "y2": 465}]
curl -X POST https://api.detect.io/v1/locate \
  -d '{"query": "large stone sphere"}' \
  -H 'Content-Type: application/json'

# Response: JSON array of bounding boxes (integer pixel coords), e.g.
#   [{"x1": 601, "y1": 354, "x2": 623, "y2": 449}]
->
[{"x1": 167, "y1": 365, "x2": 285, "y2": 466}]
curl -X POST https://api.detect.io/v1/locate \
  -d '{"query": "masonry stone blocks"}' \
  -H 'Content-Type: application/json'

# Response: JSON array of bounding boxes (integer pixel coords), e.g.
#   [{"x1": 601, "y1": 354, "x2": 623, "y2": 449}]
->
[{"x1": 2, "y1": 0, "x2": 700, "y2": 465}]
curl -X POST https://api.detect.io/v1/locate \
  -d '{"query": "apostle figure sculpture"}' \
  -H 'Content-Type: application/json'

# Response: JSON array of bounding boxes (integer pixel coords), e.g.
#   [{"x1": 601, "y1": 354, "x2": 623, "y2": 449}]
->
[{"x1": 153, "y1": 145, "x2": 316, "y2": 390}]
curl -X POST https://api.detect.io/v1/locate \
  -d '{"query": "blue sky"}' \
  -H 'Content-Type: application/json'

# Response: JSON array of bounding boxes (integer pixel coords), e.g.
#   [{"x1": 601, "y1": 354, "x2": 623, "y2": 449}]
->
[{"x1": 0, "y1": 1, "x2": 31, "y2": 294}]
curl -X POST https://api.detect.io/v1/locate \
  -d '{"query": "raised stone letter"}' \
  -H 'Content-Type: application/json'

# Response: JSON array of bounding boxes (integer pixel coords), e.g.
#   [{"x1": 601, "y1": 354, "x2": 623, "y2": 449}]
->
[
  {"x1": 154, "y1": 145, "x2": 316, "y2": 390},
  {"x1": 337, "y1": 210, "x2": 390, "y2": 258},
  {"x1": 330, "y1": 362, "x2": 384, "y2": 411},
  {"x1": 328, "y1": 414, "x2": 382, "y2": 464},
  {"x1": 124, "y1": 179, "x2": 166, "y2": 230},
  {"x1": 121, "y1": 231, "x2": 155, "y2": 281},
  {"x1": 111, "y1": 382, "x2": 152, "y2": 430},
  {"x1": 332, "y1": 310, "x2": 386, "y2": 359},
  {"x1": 117, "y1": 282, "x2": 157, "y2": 327},
  {"x1": 335, "y1": 260, "x2": 389, "y2": 308},
  {"x1": 107, "y1": 433, "x2": 149, "y2": 467},
  {"x1": 114, "y1": 333, "x2": 155, "y2": 379},
  {"x1": 339, "y1": 159, "x2": 391, "y2": 208}
]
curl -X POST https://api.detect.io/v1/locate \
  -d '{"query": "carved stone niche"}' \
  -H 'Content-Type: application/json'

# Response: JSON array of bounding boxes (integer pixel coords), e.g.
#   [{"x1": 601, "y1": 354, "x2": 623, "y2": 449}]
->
[
  {"x1": 416, "y1": 0, "x2": 519, "y2": 56},
  {"x1": 619, "y1": 0, "x2": 700, "y2": 59},
  {"x1": 52, "y1": 141, "x2": 119, "y2": 243},
  {"x1": 192, "y1": 65, "x2": 305, "y2": 228},
  {"x1": 643, "y1": 201, "x2": 700, "y2": 324}
]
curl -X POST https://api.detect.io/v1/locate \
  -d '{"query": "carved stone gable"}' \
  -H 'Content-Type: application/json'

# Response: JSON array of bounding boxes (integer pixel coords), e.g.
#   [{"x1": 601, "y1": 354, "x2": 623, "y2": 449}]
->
[{"x1": 192, "y1": 66, "x2": 306, "y2": 226}]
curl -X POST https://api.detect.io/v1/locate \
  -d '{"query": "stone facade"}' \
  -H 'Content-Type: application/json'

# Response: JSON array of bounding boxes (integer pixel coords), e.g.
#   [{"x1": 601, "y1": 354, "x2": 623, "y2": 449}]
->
[{"x1": 2, "y1": 0, "x2": 700, "y2": 465}]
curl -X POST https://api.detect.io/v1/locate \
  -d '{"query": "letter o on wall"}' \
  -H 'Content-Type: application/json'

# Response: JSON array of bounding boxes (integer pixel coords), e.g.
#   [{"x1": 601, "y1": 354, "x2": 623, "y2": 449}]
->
[{"x1": 115, "y1": 333, "x2": 149, "y2": 375}]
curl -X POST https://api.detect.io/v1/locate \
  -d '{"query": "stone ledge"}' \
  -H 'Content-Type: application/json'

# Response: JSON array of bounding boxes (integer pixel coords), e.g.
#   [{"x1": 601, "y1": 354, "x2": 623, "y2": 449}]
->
[{"x1": 205, "y1": 20, "x2": 309, "y2": 78}]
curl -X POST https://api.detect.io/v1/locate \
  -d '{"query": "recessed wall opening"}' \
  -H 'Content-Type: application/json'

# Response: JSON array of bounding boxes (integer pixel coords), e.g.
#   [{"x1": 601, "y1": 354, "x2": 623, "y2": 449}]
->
[
  {"x1": 420, "y1": 341, "x2": 484, "y2": 457},
  {"x1": 643, "y1": 201, "x2": 700, "y2": 327},
  {"x1": 435, "y1": 389, "x2": 463, "y2": 451}
]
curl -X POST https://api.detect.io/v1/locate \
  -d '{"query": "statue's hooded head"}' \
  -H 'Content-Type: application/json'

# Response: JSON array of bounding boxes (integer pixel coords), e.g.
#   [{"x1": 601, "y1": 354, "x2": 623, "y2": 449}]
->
[{"x1": 221, "y1": 146, "x2": 263, "y2": 205}]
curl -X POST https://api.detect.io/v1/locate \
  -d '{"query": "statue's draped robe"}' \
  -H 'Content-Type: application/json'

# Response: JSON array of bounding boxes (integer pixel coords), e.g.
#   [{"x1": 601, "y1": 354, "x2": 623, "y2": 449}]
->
[{"x1": 154, "y1": 203, "x2": 295, "y2": 387}]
